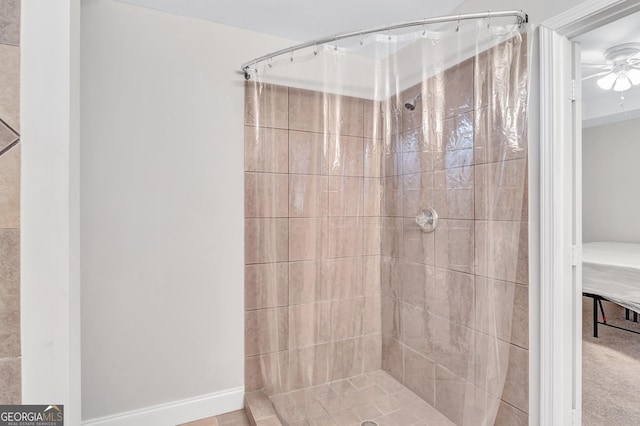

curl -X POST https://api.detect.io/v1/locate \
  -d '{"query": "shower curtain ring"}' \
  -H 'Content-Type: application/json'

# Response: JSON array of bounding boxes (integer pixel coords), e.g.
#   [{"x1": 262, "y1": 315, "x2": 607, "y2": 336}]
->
[
  {"x1": 486, "y1": 11, "x2": 492, "y2": 28},
  {"x1": 334, "y1": 36, "x2": 338, "y2": 51},
  {"x1": 312, "y1": 42, "x2": 318, "y2": 56},
  {"x1": 388, "y1": 25, "x2": 391, "y2": 41},
  {"x1": 422, "y1": 18, "x2": 427, "y2": 36},
  {"x1": 359, "y1": 32, "x2": 364, "y2": 46},
  {"x1": 456, "y1": 15, "x2": 461, "y2": 32},
  {"x1": 290, "y1": 49, "x2": 294, "y2": 62}
]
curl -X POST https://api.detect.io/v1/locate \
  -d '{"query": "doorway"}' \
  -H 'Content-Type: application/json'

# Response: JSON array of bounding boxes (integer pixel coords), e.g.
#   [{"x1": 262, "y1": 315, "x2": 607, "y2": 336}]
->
[
  {"x1": 576, "y1": 13, "x2": 640, "y2": 423},
  {"x1": 539, "y1": 0, "x2": 640, "y2": 424}
]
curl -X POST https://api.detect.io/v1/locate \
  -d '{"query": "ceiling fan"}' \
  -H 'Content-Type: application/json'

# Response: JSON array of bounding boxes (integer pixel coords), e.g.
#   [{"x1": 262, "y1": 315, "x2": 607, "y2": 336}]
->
[{"x1": 583, "y1": 42, "x2": 640, "y2": 91}]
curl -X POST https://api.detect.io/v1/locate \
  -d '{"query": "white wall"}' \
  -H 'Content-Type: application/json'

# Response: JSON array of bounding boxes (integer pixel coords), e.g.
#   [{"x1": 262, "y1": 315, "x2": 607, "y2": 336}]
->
[
  {"x1": 21, "y1": 1, "x2": 81, "y2": 425},
  {"x1": 80, "y1": 1, "x2": 292, "y2": 422},
  {"x1": 583, "y1": 117, "x2": 640, "y2": 243}
]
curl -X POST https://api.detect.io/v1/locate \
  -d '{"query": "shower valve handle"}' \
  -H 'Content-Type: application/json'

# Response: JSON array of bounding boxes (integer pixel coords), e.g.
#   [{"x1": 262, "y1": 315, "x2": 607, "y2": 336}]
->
[{"x1": 415, "y1": 207, "x2": 438, "y2": 233}]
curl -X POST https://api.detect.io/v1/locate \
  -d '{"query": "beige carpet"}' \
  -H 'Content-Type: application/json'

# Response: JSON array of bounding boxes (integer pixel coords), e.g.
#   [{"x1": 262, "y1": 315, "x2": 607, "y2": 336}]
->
[{"x1": 582, "y1": 298, "x2": 640, "y2": 425}]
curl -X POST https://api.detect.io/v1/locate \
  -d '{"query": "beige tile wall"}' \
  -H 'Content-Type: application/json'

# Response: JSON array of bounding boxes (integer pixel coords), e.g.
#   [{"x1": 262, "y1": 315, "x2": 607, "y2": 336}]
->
[
  {"x1": 0, "y1": 0, "x2": 21, "y2": 404},
  {"x1": 380, "y1": 35, "x2": 529, "y2": 425},
  {"x1": 244, "y1": 84, "x2": 383, "y2": 396}
]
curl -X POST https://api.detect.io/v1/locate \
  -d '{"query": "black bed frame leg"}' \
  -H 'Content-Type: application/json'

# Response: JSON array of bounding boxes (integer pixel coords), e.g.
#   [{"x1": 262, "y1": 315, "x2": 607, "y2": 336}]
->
[
  {"x1": 624, "y1": 308, "x2": 638, "y2": 323},
  {"x1": 598, "y1": 298, "x2": 607, "y2": 324},
  {"x1": 593, "y1": 297, "x2": 599, "y2": 338},
  {"x1": 583, "y1": 293, "x2": 640, "y2": 337}
]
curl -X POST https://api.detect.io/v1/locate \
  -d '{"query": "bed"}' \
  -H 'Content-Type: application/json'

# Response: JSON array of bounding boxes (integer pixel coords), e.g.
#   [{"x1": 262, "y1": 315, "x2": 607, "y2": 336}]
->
[{"x1": 582, "y1": 242, "x2": 640, "y2": 337}]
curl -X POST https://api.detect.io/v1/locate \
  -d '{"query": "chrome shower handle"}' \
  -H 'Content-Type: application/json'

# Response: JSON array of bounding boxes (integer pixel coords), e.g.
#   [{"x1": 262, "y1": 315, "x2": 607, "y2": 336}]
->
[{"x1": 415, "y1": 207, "x2": 438, "y2": 233}]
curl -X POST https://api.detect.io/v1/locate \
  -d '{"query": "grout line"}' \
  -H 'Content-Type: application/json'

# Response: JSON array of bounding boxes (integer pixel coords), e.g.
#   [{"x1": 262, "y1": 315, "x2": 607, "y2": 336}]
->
[
  {"x1": 498, "y1": 398, "x2": 528, "y2": 415},
  {"x1": 0, "y1": 139, "x2": 19, "y2": 157},
  {"x1": 0, "y1": 116, "x2": 19, "y2": 137}
]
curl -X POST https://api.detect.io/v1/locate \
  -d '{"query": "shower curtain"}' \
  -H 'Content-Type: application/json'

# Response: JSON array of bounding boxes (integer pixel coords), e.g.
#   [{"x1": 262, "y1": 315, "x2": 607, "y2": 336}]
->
[{"x1": 244, "y1": 17, "x2": 530, "y2": 426}]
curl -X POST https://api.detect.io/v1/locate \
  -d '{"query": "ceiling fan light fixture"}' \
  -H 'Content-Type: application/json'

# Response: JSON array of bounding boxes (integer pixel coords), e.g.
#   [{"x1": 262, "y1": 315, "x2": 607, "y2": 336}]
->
[
  {"x1": 613, "y1": 73, "x2": 632, "y2": 92},
  {"x1": 591, "y1": 43, "x2": 640, "y2": 92},
  {"x1": 627, "y1": 68, "x2": 640, "y2": 85},
  {"x1": 597, "y1": 72, "x2": 617, "y2": 90}
]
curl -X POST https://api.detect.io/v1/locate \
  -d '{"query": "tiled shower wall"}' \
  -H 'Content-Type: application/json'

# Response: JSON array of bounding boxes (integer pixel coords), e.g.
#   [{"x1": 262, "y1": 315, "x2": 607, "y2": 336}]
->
[
  {"x1": 380, "y1": 39, "x2": 529, "y2": 425},
  {"x1": 244, "y1": 34, "x2": 530, "y2": 426},
  {"x1": 0, "y1": 0, "x2": 21, "y2": 404},
  {"x1": 244, "y1": 84, "x2": 383, "y2": 394}
]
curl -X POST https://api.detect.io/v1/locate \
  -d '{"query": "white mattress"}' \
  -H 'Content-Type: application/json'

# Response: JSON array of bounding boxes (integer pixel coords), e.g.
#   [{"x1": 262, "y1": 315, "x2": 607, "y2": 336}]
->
[{"x1": 583, "y1": 242, "x2": 640, "y2": 314}]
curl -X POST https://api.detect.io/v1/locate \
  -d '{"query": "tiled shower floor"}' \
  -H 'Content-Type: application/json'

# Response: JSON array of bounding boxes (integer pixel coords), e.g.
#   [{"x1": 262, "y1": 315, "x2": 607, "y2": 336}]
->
[{"x1": 268, "y1": 370, "x2": 454, "y2": 426}]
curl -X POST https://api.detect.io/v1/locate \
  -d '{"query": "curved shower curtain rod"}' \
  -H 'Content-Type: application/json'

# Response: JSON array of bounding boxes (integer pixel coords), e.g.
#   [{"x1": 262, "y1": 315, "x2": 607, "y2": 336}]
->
[{"x1": 240, "y1": 10, "x2": 528, "y2": 80}]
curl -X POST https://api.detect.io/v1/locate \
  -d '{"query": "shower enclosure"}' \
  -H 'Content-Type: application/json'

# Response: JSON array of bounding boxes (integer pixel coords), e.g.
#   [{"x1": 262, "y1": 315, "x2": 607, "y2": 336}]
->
[{"x1": 243, "y1": 12, "x2": 530, "y2": 425}]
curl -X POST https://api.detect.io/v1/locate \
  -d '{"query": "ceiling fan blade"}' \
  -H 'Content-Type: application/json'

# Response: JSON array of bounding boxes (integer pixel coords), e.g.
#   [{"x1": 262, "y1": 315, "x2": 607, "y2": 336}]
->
[
  {"x1": 581, "y1": 63, "x2": 611, "y2": 69},
  {"x1": 582, "y1": 71, "x2": 610, "y2": 81}
]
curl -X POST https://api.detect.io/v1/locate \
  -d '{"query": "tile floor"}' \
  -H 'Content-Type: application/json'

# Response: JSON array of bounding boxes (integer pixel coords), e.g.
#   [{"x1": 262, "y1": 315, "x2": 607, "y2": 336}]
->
[
  {"x1": 180, "y1": 409, "x2": 251, "y2": 426},
  {"x1": 184, "y1": 371, "x2": 455, "y2": 426},
  {"x1": 268, "y1": 370, "x2": 454, "y2": 426}
]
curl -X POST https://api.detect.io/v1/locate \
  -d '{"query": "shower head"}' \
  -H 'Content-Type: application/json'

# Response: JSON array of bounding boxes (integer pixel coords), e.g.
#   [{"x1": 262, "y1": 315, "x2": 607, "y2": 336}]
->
[{"x1": 404, "y1": 94, "x2": 421, "y2": 111}]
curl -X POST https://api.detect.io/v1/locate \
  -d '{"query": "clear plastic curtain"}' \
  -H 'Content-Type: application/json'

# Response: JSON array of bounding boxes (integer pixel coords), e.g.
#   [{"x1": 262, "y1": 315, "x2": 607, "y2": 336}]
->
[{"x1": 244, "y1": 17, "x2": 531, "y2": 426}]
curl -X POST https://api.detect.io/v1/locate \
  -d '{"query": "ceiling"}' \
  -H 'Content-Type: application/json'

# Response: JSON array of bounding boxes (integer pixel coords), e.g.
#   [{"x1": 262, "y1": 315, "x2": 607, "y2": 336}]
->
[
  {"x1": 116, "y1": 0, "x2": 640, "y2": 127},
  {"x1": 575, "y1": 11, "x2": 640, "y2": 127},
  {"x1": 116, "y1": 0, "x2": 464, "y2": 42}
]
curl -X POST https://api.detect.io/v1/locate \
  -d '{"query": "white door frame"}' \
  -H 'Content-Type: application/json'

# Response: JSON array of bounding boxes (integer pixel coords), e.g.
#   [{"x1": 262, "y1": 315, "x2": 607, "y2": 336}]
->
[{"x1": 538, "y1": 0, "x2": 640, "y2": 424}]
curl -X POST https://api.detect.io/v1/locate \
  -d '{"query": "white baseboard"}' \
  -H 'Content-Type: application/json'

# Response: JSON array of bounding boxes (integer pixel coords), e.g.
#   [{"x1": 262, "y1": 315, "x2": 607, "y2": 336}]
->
[{"x1": 82, "y1": 387, "x2": 245, "y2": 426}]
